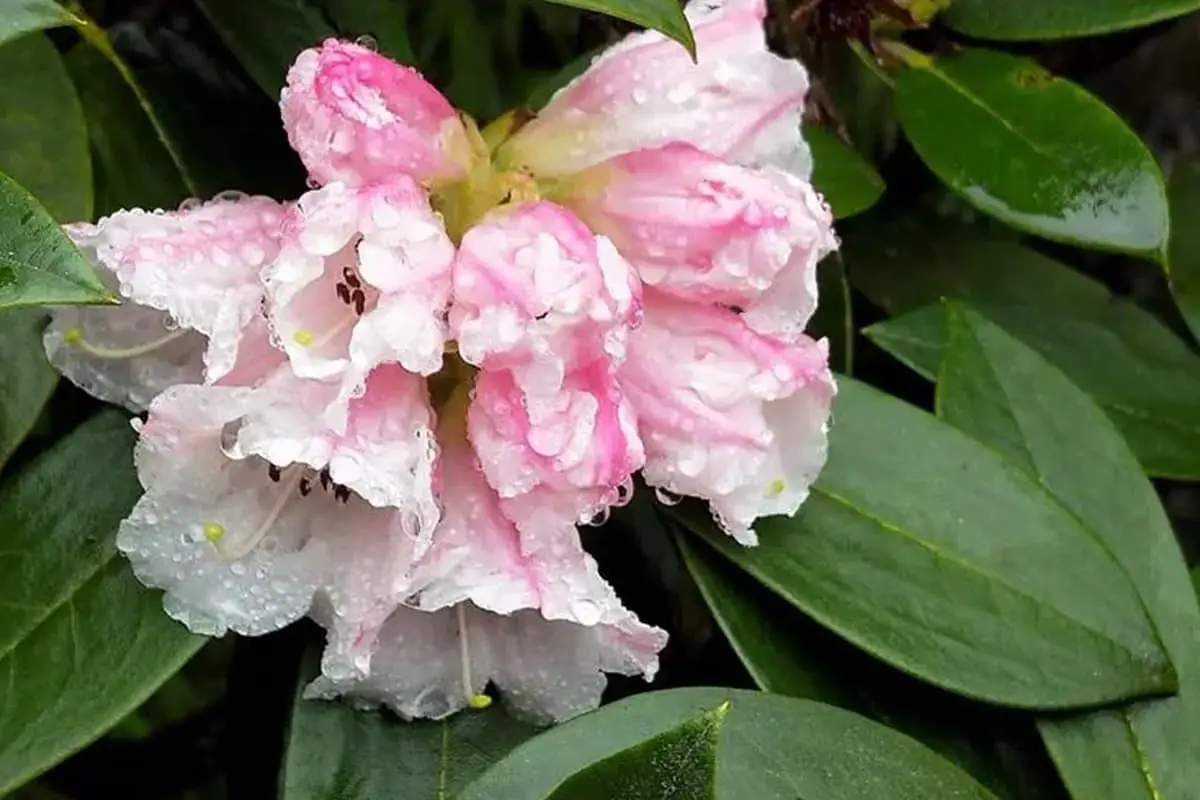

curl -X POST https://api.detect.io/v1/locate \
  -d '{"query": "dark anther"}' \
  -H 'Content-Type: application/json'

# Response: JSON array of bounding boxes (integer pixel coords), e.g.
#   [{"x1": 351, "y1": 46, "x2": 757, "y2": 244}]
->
[
  {"x1": 267, "y1": 464, "x2": 281, "y2": 482},
  {"x1": 299, "y1": 477, "x2": 312, "y2": 497},
  {"x1": 343, "y1": 268, "x2": 362, "y2": 289},
  {"x1": 352, "y1": 289, "x2": 366, "y2": 316},
  {"x1": 334, "y1": 485, "x2": 351, "y2": 504},
  {"x1": 319, "y1": 468, "x2": 332, "y2": 491},
  {"x1": 336, "y1": 283, "x2": 351, "y2": 304}
]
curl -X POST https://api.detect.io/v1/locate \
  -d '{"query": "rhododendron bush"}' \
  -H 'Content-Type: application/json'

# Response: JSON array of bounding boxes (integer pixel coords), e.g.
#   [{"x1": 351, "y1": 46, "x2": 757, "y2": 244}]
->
[{"x1": 1, "y1": 0, "x2": 1199, "y2": 798}]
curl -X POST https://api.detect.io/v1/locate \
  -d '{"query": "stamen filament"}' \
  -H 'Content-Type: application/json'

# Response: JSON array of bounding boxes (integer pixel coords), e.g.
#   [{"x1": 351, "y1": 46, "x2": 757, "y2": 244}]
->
[
  {"x1": 458, "y1": 603, "x2": 474, "y2": 701},
  {"x1": 456, "y1": 604, "x2": 492, "y2": 709},
  {"x1": 65, "y1": 327, "x2": 189, "y2": 360},
  {"x1": 215, "y1": 466, "x2": 304, "y2": 560}
]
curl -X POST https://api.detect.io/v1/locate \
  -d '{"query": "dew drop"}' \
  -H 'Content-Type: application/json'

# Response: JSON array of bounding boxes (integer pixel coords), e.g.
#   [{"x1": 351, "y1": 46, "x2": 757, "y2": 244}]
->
[
  {"x1": 654, "y1": 487, "x2": 683, "y2": 506},
  {"x1": 354, "y1": 34, "x2": 379, "y2": 51}
]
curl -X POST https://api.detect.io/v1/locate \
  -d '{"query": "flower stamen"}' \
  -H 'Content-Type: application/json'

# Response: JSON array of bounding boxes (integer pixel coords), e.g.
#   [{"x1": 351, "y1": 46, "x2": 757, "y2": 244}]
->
[
  {"x1": 457, "y1": 603, "x2": 493, "y2": 710},
  {"x1": 215, "y1": 466, "x2": 304, "y2": 560},
  {"x1": 63, "y1": 326, "x2": 190, "y2": 360}
]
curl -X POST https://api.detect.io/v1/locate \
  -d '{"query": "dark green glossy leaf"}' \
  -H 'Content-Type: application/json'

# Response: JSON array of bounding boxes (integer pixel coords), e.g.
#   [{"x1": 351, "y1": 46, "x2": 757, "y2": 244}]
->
[
  {"x1": 282, "y1": 646, "x2": 537, "y2": 800},
  {"x1": 896, "y1": 49, "x2": 1168, "y2": 262},
  {"x1": 0, "y1": 309, "x2": 57, "y2": 472},
  {"x1": 196, "y1": 0, "x2": 422, "y2": 98},
  {"x1": 0, "y1": 0, "x2": 78, "y2": 47},
  {"x1": 0, "y1": 413, "x2": 205, "y2": 794},
  {"x1": 677, "y1": 535, "x2": 835, "y2": 699},
  {"x1": 64, "y1": 45, "x2": 190, "y2": 215},
  {"x1": 539, "y1": 0, "x2": 694, "y2": 57},
  {"x1": 527, "y1": 47, "x2": 602, "y2": 110},
  {"x1": 0, "y1": 34, "x2": 90, "y2": 222},
  {"x1": 847, "y1": 210, "x2": 1200, "y2": 479},
  {"x1": 0, "y1": 171, "x2": 113, "y2": 308},
  {"x1": 935, "y1": 303, "x2": 1200, "y2": 800},
  {"x1": 546, "y1": 702, "x2": 728, "y2": 800},
  {"x1": 195, "y1": 0, "x2": 334, "y2": 96},
  {"x1": 945, "y1": 0, "x2": 1200, "y2": 41},
  {"x1": 806, "y1": 125, "x2": 885, "y2": 219},
  {"x1": 809, "y1": 255, "x2": 853, "y2": 373},
  {"x1": 322, "y1": 0, "x2": 415, "y2": 64},
  {"x1": 675, "y1": 533, "x2": 1070, "y2": 800},
  {"x1": 1168, "y1": 160, "x2": 1200, "y2": 341},
  {"x1": 683, "y1": 377, "x2": 1175, "y2": 709},
  {"x1": 463, "y1": 688, "x2": 998, "y2": 800}
]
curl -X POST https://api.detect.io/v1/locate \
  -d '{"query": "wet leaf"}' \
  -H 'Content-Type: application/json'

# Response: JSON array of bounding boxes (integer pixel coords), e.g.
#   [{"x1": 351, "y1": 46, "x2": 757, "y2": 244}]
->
[
  {"x1": 936, "y1": 303, "x2": 1200, "y2": 800},
  {"x1": 680, "y1": 377, "x2": 1176, "y2": 709},
  {"x1": 806, "y1": 125, "x2": 885, "y2": 219},
  {"x1": 538, "y1": 0, "x2": 695, "y2": 57},
  {"x1": 462, "y1": 689, "x2": 998, "y2": 800},
  {"x1": 945, "y1": 0, "x2": 1200, "y2": 41},
  {"x1": 0, "y1": 0, "x2": 78, "y2": 47},
  {"x1": 896, "y1": 49, "x2": 1168, "y2": 262},
  {"x1": 847, "y1": 209, "x2": 1200, "y2": 479},
  {"x1": 0, "y1": 34, "x2": 90, "y2": 222},
  {"x1": 64, "y1": 45, "x2": 190, "y2": 215},
  {"x1": 1168, "y1": 160, "x2": 1200, "y2": 341},
  {"x1": 808, "y1": 255, "x2": 853, "y2": 373},
  {"x1": 0, "y1": 413, "x2": 205, "y2": 794},
  {"x1": 0, "y1": 309, "x2": 57, "y2": 473},
  {"x1": 545, "y1": 703, "x2": 728, "y2": 800},
  {"x1": 675, "y1": 534, "x2": 1070, "y2": 800},
  {"x1": 0, "y1": 171, "x2": 113, "y2": 308}
]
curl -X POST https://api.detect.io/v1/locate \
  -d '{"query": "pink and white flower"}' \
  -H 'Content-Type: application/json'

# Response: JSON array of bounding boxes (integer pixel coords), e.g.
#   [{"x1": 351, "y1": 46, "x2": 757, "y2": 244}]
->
[{"x1": 44, "y1": 0, "x2": 834, "y2": 723}]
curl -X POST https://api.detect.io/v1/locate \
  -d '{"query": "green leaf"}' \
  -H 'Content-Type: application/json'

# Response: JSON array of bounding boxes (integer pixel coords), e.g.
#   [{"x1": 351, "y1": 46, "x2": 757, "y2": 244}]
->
[
  {"x1": 1167, "y1": 160, "x2": 1200, "y2": 341},
  {"x1": 0, "y1": 412, "x2": 205, "y2": 794},
  {"x1": 538, "y1": 0, "x2": 694, "y2": 58},
  {"x1": 282, "y1": 645, "x2": 537, "y2": 800},
  {"x1": 895, "y1": 48, "x2": 1169, "y2": 262},
  {"x1": 0, "y1": 34, "x2": 91, "y2": 222},
  {"x1": 195, "y1": 0, "x2": 334, "y2": 96},
  {"x1": 546, "y1": 702, "x2": 728, "y2": 800},
  {"x1": 675, "y1": 534, "x2": 1070, "y2": 800},
  {"x1": 463, "y1": 688, "x2": 998, "y2": 800},
  {"x1": 847, "y1": 210, "x2": 1200, "y2": 479},
  {"x1": 944, "y1": 0, "x2": 1200, "y2": 41},
  {"x1": 680, "y1": 376, "x2": 1175, "y2": 709},
  {"x1": 196, "y1": 0, "x2": 421, "y2": 98},
  {"x1": 935, "y1": 303, "x2": 1200, "y2": 800},
  {"x1": 64, "y1": 45, "x2": 190, "y2": 215},
  {"x1": 322, "y1": 0, "x2": 415, "y2": 64},
  {"x1": 806, "y1": 125, "x2": 885, "y2": 220},
  {"x1": 0, "y1": 171, "x2": 113, "y2": 308},
  {"x1": 677, "y1": 534, "x2": 838, "y2": 700},
  {"x1": 0, "y1": 309, "x2": 57, "y2": 472},
  {"x1": 527, "y1": 47, "x2": 602, "y2": 110},
  {"x1": 0, "y1": 0, "x2": 79, "y2": 47},
  {"x1": 808, "y1": 255, "x2": 853, "y2": 373}
]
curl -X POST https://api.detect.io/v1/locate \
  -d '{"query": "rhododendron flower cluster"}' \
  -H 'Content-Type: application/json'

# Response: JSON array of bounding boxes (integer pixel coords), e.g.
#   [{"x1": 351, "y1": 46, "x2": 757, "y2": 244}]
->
[{"x1": 45, "y1": 0, "x2": 836, "y2": 723}]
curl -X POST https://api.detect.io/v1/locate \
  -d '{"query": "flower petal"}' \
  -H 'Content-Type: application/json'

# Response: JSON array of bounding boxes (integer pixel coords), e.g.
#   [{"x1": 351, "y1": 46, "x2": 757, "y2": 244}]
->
[
  {"x1": 119, "y1": 385, "x2": 328, "y2": 636},
  {"x1": 619, "y1": 291, "x2": 835, "y2": 544},
  {"x1": 307, "y1": 599, "x2": 664, "y2": 723},
  {"x1": 501, "y1": 0, "x2": 809, "y2": 177},
  {"x1": 232, "y1": 364, "x2": 441, "y2": 522},
  {"x1": 307, "y1": 425, "x2": 666, "y2": 722},
  {"x1": 264, "y1": 178, "x2": 454, "y2": 396},
  {"x1": 281, "y1": 38, "x2": 471, "y2": 186},
  {"x1": 65, "y1": 196, "x2": 286, "y2": 384},
  {"x1": 44, "y1": 302, "x2": 206, "y2": 413},
  {"x1": 568, "y1": 143, "x2": 835, "y2": 333},
  {"x1": 469, "y1": 361, "x2": 644, "y2": 527},
  {"x1": 450, "y1": 202, "x2": 640, "y2": 390}
]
